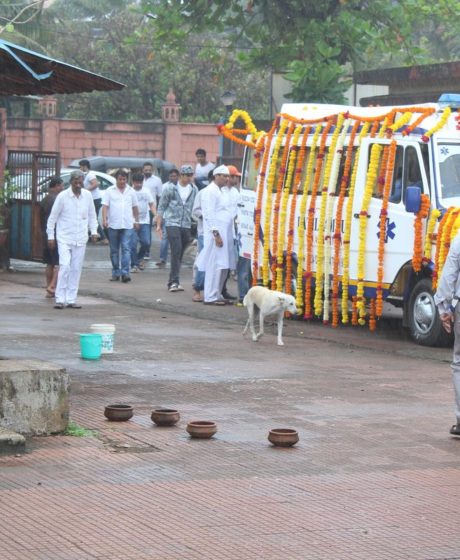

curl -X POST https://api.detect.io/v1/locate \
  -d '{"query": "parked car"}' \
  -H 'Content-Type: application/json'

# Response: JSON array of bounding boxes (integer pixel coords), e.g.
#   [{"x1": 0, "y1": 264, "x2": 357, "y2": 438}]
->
[
  {"x1": 68, "y1": 156, "x2": 175, "y2": 182},
  {"x1": 10, "y1": 168, "x2": 116, "y2": 200}
]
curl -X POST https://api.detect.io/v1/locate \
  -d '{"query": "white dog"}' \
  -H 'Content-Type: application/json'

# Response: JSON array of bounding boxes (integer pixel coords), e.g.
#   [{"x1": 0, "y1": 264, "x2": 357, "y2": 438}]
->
[{"x1": 242, "y1": 286, "x2": 298, "y2": 346}]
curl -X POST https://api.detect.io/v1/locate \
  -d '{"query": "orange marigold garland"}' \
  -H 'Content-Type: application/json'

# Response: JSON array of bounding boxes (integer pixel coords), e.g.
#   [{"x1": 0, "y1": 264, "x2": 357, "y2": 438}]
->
[
  {"x1": 341, "y1": 121, "x2": 370, "y2": 323},
  {"x1": 432, "y1": 209, "x2": 451, "y2": 290},
  {"x1": 286, "y1": 125, "x2": 311, "y2": 296},
  {"x1": 252, "y1": 122, "x2": 277, "y2": 284},
  {"x1": 276, "y1": 124, "x2": 302, "y2": 291},
  {"x1": 314, "y1": 114, "x2": 345, "y2": 317},
  {"x1": 296, "y1": 125, "x2": 322, "y2": 311},
  {"x1": 304, "y1": 120, "x2": 333, "y2": 319},
  {"x1": 271, "y1": 122, "x2": 295, "y2": 289},
  {"x1": 423, "y1": 207, "x2": 441, "y2": 265},
  {"x1": 369, "y1": 298, "x2": 376, "y2": 332},
  {"x1": 323, "y1": 116, "x2": 348, "y2": 324},
  {"x1": 412, "y1": 194, "x2": 431, "y2": 273},
  {"x1": 262, "y1": 119, "x2": 288, "y2": 286},
  {"x1": 376, "y1": 139, "x2": 397, "y2": 316},
  {"x1": 331, "y1": 119, "x2": 360, "y2": 327}
]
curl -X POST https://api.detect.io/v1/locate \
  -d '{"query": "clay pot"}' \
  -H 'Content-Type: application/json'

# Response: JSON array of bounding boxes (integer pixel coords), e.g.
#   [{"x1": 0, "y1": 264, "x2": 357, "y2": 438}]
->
[
  {"x1": 268, "y1": 428, "x2": 299, "y2": 447},
  {"x1": 151, "y1": 408, "x2": 180, "y2": 427},
  {"x1": 104, "y1": 404, "x2": 134, "y2": 422},
  {"x1": 186, "y1": 420, "x2": 217, "y2": 439}
]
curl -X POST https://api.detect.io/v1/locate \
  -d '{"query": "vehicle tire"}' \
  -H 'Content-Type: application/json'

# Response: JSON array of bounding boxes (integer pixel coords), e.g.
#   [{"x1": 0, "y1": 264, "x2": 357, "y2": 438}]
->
[{"x1": 407, "y1": 277, "x2": 453, "y2": 347}]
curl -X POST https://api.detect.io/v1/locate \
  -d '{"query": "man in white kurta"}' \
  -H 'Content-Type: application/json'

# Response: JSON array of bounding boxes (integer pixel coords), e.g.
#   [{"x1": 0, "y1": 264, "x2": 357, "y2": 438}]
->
[
  {"x1": 196, "y1": 165, "x2": 236, "y2": 305},
  {"x1": 46, "y1": 170, "x2": 98, "y2": 309}
]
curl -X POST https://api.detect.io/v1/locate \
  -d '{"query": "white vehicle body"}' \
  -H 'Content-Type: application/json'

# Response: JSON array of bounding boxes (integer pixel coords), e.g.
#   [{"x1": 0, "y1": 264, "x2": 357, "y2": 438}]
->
[{"x1": 236, "y1": 100, "x2": 460, "y2": 346}]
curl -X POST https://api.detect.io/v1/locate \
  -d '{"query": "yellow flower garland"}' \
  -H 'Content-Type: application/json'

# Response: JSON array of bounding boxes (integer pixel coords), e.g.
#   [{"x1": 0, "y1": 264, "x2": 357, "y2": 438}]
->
[
  {"x1": 271, "y1": 123, "x2": 295, "y2": 288},
  {"x1": 421, "y1": 107, "x2": 452, "y2": 142},
  {"x1": 276, "y1": 124, "x2": 302, "y2": 291},
  {"x1": 295, "y1": 125, "x2": 322, "y2": 310},
  {"x1": 423, "y1": 208, "x2": 440, "y2": 263},
  {"x1": 323, "y1": 117, "x2": 348, "y2": 324},
  {"x1": 262, "y1": 119, "x2": 288, "y2": 285},
  {"x1": 341, "y1": 121, "x2": 370, "y2": 323}
]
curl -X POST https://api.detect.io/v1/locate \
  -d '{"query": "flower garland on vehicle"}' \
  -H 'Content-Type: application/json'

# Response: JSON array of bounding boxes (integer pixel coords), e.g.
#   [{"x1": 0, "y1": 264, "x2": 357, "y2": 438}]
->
[
  {"x1": 276, "y1": 124, "x2": 302, "y2": 291},
  {"x1": 271, "y1": 122, "x2": 295, "y2": 288},
  {"x1": 439, "y1": 208, "x2": 459, "y2": 269},
  {"x1": 376, "y1": 139, "x2": 397, "y2": 316},
  {"x1": 421, "y1": 107, "x2": 452, "y2": 143},
  {"x1": 331, "y1": 119, "x2": 360, "y2": 327},
  {"x1": 218, "y1": 109, "x2": 264, "y2": 149},
  {"x1": 286, "y1": 125, "x2": 311, "y2": 296},
  {"x1": 295, "y1": 125, "x2": 322, "y2": 310},
  {"x1": 356, "y1": 111, "x2": 413, "y2": 325},
  {"x1": 423, "y1": 207, "x2": 441, "y2": 264},
  {"x1": 262, "y1": 119, "x2": 288, "y2": 285},
  {"x1": 314, "y1": 114, "x2": 345, "y2": 317},
  {"x1": 341, "y1": 121, "x2": 370, "y2": 323},
  {"x1": 432, "y1": 209, "x2": 452, "y2": 290},
  {"x1": 412, "y1": 194, "x2": 431, "y2": 272},
  {"x1": 322, "y1": 117, "x2": 348, "y2": 324},
  {"x1": 304, "y1": 120, "x2": 333, "y2": 319},
  {"x1": 252, "y1": 122, "x2": 277, "y2": 284}
]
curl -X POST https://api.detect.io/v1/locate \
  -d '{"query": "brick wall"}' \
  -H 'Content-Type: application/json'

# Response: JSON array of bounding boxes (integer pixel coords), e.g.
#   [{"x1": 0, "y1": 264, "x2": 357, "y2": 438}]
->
[{"x1": 6, "y1": 117, "x2": 220, "y2": 168}]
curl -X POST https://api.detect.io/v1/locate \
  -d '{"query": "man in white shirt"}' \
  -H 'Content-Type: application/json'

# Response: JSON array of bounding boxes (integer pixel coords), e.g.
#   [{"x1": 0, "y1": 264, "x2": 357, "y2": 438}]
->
[
  {"x1": 79, "y1": 159, "x2": 107, "y2": 244},
  {"x1": 130, "y1": 172, "x2": 155, "y2": 272},
  {"x1": 143, "y1": 162, "x2": 163, "y2": 259},
  {"x1": 46, "y1": 170, "x2": 98, "y2": 309},
  {"x1": 102, "y1": 169, "x2": 139, "y2": 283},
  {"x1": 195, "y1": 148, "x2": 215, "y2": 190}
]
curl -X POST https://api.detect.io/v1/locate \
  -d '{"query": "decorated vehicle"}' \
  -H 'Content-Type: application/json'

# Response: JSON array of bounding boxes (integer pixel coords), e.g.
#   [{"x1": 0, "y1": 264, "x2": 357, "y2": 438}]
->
[{"x1": 219, "y1": 95, "x2": 460, "y2": 346}]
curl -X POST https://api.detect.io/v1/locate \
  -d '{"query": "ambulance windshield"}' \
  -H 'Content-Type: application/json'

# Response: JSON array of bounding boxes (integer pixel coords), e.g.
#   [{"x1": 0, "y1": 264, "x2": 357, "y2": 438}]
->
[{"x1": 439, "y1": 143, "x2": 460, "y2": 200}]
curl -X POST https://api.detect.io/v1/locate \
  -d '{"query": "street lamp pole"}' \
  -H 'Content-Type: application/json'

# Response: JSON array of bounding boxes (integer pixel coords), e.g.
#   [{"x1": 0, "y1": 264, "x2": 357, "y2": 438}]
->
[{"x1": 220, "y1": 90, "x2": 236, "y2": 165}]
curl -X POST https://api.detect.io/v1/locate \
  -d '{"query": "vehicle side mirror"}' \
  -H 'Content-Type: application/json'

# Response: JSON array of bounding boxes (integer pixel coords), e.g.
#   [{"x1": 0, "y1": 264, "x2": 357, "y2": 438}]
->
[{"x1": 405, "y1": 186, "x2": 421, "y2": 213}]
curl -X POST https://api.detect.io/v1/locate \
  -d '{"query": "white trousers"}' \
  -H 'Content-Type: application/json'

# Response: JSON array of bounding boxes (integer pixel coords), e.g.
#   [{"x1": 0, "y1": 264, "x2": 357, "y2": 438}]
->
[
  {"x1": 55, "y1": 242, "x2": 86, "y2": 305},
  {"x1": 204, "y1": 266, "x2": 228, "y2": 303},
  {"x1": 452, "y1": 307, "x2": 460, "y2": 422}
]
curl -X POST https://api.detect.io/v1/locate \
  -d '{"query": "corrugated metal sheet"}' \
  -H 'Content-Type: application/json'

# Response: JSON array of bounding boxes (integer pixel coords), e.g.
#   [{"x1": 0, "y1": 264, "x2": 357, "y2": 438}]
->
[{"x1": 0, "y1": 39, "x2": 125, "y2": 95}]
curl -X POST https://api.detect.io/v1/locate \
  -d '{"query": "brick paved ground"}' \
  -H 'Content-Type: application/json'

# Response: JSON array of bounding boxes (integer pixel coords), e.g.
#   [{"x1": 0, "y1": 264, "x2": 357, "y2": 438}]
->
[{"x1": 1, "y1": 251, "x2": 460, "y2": 559}]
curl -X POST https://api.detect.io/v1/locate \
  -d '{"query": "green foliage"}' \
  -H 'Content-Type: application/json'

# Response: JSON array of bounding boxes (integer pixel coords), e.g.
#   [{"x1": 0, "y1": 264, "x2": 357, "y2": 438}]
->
[
  {"x1": 63, "y1": 421, "x2": 97, "y2": 437},
  {"x1": 140, "y1": 0, "x2": 460, "y2": 103}
]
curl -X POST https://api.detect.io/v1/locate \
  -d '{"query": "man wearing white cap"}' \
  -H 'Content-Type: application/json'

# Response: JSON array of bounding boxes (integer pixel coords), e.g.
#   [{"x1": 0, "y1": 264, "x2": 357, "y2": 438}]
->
[{"x1": 196, "y1": 165, "x2": 236, "y2": 305}]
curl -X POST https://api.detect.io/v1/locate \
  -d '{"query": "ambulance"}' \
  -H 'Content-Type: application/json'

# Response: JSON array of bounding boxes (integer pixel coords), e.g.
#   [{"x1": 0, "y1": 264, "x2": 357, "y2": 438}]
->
[{"x1": 220, "y1": 95, "x2": 460, "y2": 346}]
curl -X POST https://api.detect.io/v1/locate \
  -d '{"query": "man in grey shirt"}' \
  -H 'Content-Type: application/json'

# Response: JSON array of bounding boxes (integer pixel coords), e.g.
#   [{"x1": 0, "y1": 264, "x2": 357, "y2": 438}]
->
[{"x1": 434, "y1": 233, "x2": 460, "y2": 435}]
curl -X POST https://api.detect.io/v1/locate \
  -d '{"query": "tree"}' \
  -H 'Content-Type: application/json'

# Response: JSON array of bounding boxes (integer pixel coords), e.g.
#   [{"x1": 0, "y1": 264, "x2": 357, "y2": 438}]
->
[
  {"x1": 139, "y1": 0, "x2": 460, "y2": 103},
  {"x1": 2, "y1": 0, "x2": 269, "y2": 121}
]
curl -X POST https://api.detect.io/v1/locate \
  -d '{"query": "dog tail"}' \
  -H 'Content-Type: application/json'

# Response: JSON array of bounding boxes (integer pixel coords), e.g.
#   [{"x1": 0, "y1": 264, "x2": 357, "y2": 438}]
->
[{"x1": 243, "y1": 293, "x2": 249, "y2": 307}]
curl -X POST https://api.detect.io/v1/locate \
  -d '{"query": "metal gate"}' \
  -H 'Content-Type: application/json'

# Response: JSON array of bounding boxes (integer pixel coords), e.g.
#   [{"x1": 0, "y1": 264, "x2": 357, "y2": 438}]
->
[{"x1": 7, "y1": 150, "x2": 60, "y2": 260}]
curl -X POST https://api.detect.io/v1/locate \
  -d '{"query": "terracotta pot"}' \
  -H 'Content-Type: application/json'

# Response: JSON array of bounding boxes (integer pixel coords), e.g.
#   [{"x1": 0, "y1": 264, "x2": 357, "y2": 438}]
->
[
  {"x1": 104, "y1": 404, "x2": 134, "y2": 422},
  {"x1": 151, "y1": 408, "x2": 180, "y2": 427},
  {"x1": 268, "y1": 428, "x2": 299, "y2": 447},
  {"x1": 186, "y1": 420, "x2": 217, "y2": 439}
]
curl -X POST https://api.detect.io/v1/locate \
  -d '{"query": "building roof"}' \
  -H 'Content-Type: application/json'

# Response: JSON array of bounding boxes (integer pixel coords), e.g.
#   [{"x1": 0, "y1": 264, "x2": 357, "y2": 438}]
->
[{"x1": 0, "y1": 38, "x2": 125, "y2": 96}]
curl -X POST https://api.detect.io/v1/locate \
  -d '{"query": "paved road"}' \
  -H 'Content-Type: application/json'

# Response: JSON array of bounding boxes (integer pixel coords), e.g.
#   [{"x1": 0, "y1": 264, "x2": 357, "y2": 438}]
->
[{"x1": 0, "y1": 245, "x2": 459, "y2": 559}]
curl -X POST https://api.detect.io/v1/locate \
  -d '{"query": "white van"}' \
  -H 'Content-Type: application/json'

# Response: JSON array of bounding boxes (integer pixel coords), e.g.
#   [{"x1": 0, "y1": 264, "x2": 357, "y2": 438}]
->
[{"x1": 232, "y1": 95, "x2": 460, "y2": 346}]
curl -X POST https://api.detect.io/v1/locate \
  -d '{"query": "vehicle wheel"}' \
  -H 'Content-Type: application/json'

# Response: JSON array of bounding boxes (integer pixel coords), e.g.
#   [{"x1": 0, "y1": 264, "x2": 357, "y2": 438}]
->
[{"x1": 407, "y1": 278, "x2": 453, "y2": 347}]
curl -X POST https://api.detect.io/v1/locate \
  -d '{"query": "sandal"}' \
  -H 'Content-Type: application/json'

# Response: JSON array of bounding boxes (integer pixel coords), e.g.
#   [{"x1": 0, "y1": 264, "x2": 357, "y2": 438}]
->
[
  {"x1": 204, "y1": 300, "x2": 226, "y2": 306},
  {"x1": 66, "y1": 303, "x2": 82, "y2": 309},
  {"x1": 192, "y1": 296, "x2": 204, "y2": 302},
  {"x1": 54, "y1": 303, "x2": 64, "y2": 309}
]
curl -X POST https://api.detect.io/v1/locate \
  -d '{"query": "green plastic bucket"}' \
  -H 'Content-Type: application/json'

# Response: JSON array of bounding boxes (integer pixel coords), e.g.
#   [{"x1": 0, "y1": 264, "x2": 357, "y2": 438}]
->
[{"x1": 79, "y1": 333, "x2": 102, "y2": 360}]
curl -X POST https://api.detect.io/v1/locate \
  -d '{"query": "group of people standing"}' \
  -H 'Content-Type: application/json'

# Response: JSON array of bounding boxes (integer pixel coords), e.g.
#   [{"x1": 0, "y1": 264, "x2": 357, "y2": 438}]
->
[{"x1": 41, "y1": 148, "x2": 251, "y2": 310}]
